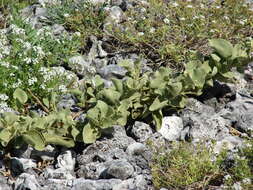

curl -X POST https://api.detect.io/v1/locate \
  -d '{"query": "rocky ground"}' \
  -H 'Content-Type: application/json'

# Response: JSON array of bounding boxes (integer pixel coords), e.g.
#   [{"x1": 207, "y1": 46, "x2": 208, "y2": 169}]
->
[{"x1": 0, "y1": 0, "x2": 253, "y2": 190}]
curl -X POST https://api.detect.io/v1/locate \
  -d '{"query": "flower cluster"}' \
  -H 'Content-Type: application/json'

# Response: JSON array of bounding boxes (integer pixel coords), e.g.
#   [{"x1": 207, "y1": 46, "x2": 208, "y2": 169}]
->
[{"x1": 0, "y1": 16, "x2": 80, "y2": 105}]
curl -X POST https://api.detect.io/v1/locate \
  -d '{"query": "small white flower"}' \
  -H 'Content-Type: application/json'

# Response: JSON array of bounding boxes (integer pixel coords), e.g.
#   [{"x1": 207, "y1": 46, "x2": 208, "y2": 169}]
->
[
  {"x1": 24, "y1": 57, "x2": 32, "y2": 64},
  {"x1": 12, "y1": 79, "x2": 22, "y2": 88},
  {"x1": 199, "y1": 15, "x2": 205, "y2": 19},
  {"x1": 163, "y1": 18, "x2": 170, "y2": 24},
  {"x1": 64, "y1": 13, "x2": 70, "y2": 18},
  {"x1": 172, "y1": 2, "x2": 179, "y2": 7},
  {"x1": 58, "y1": 85, "x2": 67, "y2": 93},
  {"x1": 180, "y1": 17, "x2": 186, "y2": 21},
  {"x1": 216, "y1": 6, "x2": 221, "y2": 9},
  {"x1": 150, "y1": 27, "x2": 156, "y2": 33},
  {"x1": 74, "y1": 32, "x2": 81, "y2": 37},
  {"x1": 28, "y1": 77, "x2": 37, "y2": 86},
  {"x1": 0, "y1": 94, "x2": 9, "y2": 101},
  {"x1": 186, "y1": 5, "x2": 193, "y2": 8},
  {"x1": 224, "y1": 16, "x2": 229, "y2": 20},
  {"x1": 23, "y1": 42, "x2": 32, "y2": 50},
  {"x1": 0, "y1": 62, "x2": 10, "y2": 68}
]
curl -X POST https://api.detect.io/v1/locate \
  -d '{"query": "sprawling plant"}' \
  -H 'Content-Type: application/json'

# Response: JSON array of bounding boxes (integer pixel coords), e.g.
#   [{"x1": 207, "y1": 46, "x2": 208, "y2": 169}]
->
[{"x1": 0, "y1": 39, "x2": 251, "y2": 149}]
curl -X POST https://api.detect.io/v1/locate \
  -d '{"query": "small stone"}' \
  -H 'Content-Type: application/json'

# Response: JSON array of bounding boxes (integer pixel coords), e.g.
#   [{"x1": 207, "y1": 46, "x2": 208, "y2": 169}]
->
[
  {"x1": 98, "y1": 65, "x2": 127, "y2": 79},
  {"x1": 129, "y1": 121, "x2": 153, "y2": 142},
  {"x1": 56, "y1": 150, "x2": 75, "y2": 172},
  {"x1": 158, "y1": 116, "x2": 184, "y2": 141},
  {"x1": 103, "y1": 160, "x2": 134, "y2": 180},
  {"x1": 14, "y1": 173, "x2": 41, "y2": 190},
  {"x1": 126, "y1": 143, "x2": 146, "y2": 156}
]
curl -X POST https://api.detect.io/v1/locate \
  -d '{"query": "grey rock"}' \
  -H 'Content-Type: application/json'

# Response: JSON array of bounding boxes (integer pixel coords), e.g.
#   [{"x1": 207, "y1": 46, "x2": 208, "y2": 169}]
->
[
  {"x1": 72, "y1": 178, "x2": 122, "y2": 190},
  {"x1": 14, "y1": 173, "x2": 41, "y2": 190},
  {"x1": 112, "y1": 175, "x2": 150, "y2": 190},
  {"x1": 57, "y1": 94, "x2": 77, "y2": 110},
  {"x1": 10, "y1": 158, "x2": 25, "y2": 177},
  {"x1": 102, "y1": 160, "x2": 134, "y2": 180},
  {"x1": 158, "y1": 116, "x2": 184, "y2": 141},
  {"x1": 222, "y1": 92, "x2": 253, "y2": 136},
  {"x1": 88, "y1": 36, "x2": 107, "y2": 60},
  {"x1": 77, "y1": 126, "x2": 135, "y2": 179},
  {"x1": 126, "y1": 143, "x2": 146, "y2": 156},
  {"x1": 44, "y1": 167, "x2": 74, "y2": 180},
  {"x1": 129, "y1": 121, "x2": 153, "y2": 142},
  {"x1": 35, "y1": 7, "x2": 47, "y2": 17},
  {"x1": 52, "y1": 24, "x2": 66, "y2": 35},
  {"x1": 98, "y1": 65, "x2": 127, "y2": 79},
  {"x1": 38, "y1": 0, "x2": 61, "y2": 7},
  {"x1": 56, "y1": 151, "x2": 75, "y2": 172},
  {"x1": 68, "y1": 55, "x2": 95, "y2": 77},
  {"x1": 181, "y1": 99, "x2": 230, "y2": 141},
  {"x1": 0, "y1": 177, "x2": 11, "y2": 190},
  {"x1": 214, "y1": 136, "x2": 244, "y2": 154},
  {"x1": 105, "y1": 6, "x2": 124, "y2": 24}
]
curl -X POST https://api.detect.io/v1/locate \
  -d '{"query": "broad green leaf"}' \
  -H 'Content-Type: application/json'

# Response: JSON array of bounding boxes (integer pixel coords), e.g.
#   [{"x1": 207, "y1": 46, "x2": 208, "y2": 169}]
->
[
  {"x1": 231, "y1": 44, "x2": 247, "y2": 60},
  {"x1": 211, "y1": 53, "x2": 221, "y2": 63},
  {"x1": 96, "y1": 100, "x2": 109, "y2": 119},
  {"x1": 112, "y1": 78, "x2": 123, "y2": 95},
  {"x1": 71, "y1": 127, "x2": 80, "y2": 140},
  {"x1": 42, "y1": 98, "x2": 50, "y2": 108},
  {"x1": 221, "y1": 71, "x2": 235, "y2": 79},
  {"x1": 152, "y1": 110, "x2": 163, "y2": 131},
  {"x1": 87, "y1": 107, "x2": 99, "y2": 124},
  {"x1": 167, "y1": 82, "x2": 183, "y2": 97},
  {"x1": 209, "y1": 39, "x2": 233, "y2": 58},
  {"x1": 0, "y1": 128, "x2": 12, "y2": 145},
  {"x1": 100, "y1": 89, "x2": 121, "y2": 105},
  {"x1": 118, "y1": 59, "x2": 134, "y2": 72},
  {"x1": 189, "y1": 68, "x2": 206, "y2": 88},
  {"x1": 22, "y1": 130, "x2": 45, "y2": 151},
  {"x1": 13, "y1": 88, "x2": 28, "y2": 104},
  {"x1": 82, "y1": 123, "x2": 100, "y2": 144},
  {"x1": 44, "y1": 134, "x2": 75, "y2": 147},
  {"x1": 93, "y1": 75, "x2": 104, "y2": 88},
  {"x1": 149, "y1": 97, "x2": 168, "y2": 111},
  {"x1": 3, "y1": 112, "x2": 19, "y2": 125}
]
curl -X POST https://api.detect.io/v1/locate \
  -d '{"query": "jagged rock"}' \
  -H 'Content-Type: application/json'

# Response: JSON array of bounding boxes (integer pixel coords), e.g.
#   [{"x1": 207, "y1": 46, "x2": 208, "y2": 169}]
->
[
  {"x1": 214, "y1": 136, "x2": 244, "y2": 154},
  {"x1": 126, "y1": 143, "x2": 146, "y2": 156},
  {"x1": 98, "y1": 64, "x2": 127, "y2": 80},
  {"x1": 76, "y1": 126, "x2": 134, "y2": 179},
  {"x1": 52, "y1": 24, "x2": 66, "y2": 35},
  {"x1": 101, "y1": 160, "x2": 134, "y2": 180},
  {"x1": 128, "y1": 121, "x2": 153, "y2": 142},
  {"x1": 221, "y1": 92, "x2": 253, "y2": 136},
  {"x1": 112, "y1": 175, "x2": 151, "y2": 190},
  {"x1": 105, "y1": 6, "x2": 125, "y2": 24},
  {"x1": 57, "y1": 94, "x2": 77, "y2": 110},
  {"x1": 72, "y1": 178, "x2": 122, "y2": 190},
  {"x1": 56, "y1": 150, "x2": 76, "y2": 172},
  {"x1": 0, "y1": 177, "x2": 11, "y2": 190},
  {"x1": 14, "y1": 173, "x2": 41, "y2": 190},
  {"x1": 88, "y1": 36, "x2": 108, "y2": 59},
  {"x1": 68, "y1": 55, "x2": 95, "y2": 77}
]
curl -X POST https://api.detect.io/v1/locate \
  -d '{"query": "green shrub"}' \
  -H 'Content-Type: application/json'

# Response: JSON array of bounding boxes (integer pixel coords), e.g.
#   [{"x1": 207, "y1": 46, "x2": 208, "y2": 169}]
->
[{"x1": 150, "y1": 141, "x2": 253, "y2": 190}]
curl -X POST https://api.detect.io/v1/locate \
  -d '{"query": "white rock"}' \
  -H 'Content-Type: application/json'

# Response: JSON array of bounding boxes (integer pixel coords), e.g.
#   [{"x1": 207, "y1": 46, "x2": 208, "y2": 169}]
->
[{"x1": 158, "y1": 116, "x2": 184, "y2": 141}]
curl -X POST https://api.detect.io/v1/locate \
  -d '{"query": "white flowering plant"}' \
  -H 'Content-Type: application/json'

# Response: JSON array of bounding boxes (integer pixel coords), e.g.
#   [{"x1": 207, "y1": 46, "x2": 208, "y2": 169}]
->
[{"x1": 0, "y1": 15, "x2": 80, "y2": 107}]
